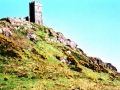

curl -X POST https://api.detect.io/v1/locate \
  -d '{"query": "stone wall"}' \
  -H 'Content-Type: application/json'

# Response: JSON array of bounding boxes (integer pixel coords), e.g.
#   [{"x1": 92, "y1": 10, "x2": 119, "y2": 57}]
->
[{"x1": 6, "y1": 17, "x2": 32, "y2": 27}]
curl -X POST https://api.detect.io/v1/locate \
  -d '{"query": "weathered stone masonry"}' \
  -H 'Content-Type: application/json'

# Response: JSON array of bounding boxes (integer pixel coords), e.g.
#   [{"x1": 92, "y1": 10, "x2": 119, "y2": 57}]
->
[{"x1": 29, "y1": 1, "x2": 43, "y2": 25}]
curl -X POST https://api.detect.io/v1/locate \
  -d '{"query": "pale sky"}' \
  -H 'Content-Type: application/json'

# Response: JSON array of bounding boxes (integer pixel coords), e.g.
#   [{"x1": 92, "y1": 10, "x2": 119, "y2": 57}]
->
[{"x1": 0, "y1": 0, "x2": 120, "y2": 72}]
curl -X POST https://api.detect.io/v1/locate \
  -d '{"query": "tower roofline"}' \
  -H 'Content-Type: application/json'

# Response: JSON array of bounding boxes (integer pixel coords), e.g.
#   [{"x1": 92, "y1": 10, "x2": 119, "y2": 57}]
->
[
  {"x1": 29, "y1": 1, "x2": 41, "y2": 4},
  {"x1": 29, "y1": 0, "x2": 43, "y2": 25}
]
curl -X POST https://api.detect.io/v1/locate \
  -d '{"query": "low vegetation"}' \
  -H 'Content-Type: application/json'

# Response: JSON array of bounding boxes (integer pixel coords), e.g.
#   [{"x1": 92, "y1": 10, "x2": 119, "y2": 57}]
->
[{"x1": 0, "y1": 20, "x2": 120, "y2": 90}]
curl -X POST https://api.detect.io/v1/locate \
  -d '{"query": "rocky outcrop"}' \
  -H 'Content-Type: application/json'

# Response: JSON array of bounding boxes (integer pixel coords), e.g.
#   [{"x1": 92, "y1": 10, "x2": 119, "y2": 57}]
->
[
  {"x1": 76, "y1": 48, "x2": 86, "y2": 56},
  {"x1": 106, "y1": 63, "x2": 117, "y2": 71},
  {"x1": 0, "y1": 17, "x2": 118, "y2": 72},
  {"x1": 1, "y1": 17, "x2": 32, "y2": 28},
  {"x1": 45, "y1": 29, "x2": 78, "y2": 50},
  {"x1": 66, "y1": 39, "x2": 78, "y2": 49},
  {"x1": 54, "y1": 32, "x2": 68, "y2": 45},
  {"x1": 54, "y1": 32, "x2": 78, "y2": 50},
  {"x1": 93, "y1": 58, "x2": 106, "y2": 66},
  {"x1": 44, "y1": 28, "x2": 56, "y2": 37},
  {"x1": 0, "y1": 28, "x2": 12, "y2": 37},
  {"x1": 0, "y1": 28, "x2": 2, "y2": 33},
  {"x1": 44, "y1": 28, "x2": 117, "y2": 72},
  {"x1": 0, "y1": 18, "x2": 38, "y2": 43},
  {"x1": 92, "y1": 57, "x2": 117, "y2": 71},
  {"x1": 0, "y1": 20, "x2": 13, "y2": 37},
  {"x1": 26, "y1": 31, "x2": 38, "y2": 43}
]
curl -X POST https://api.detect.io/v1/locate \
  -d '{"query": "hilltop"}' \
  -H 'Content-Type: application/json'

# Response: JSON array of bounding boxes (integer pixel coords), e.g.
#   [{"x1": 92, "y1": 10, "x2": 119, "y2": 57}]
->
[{"x1": 0, "y1": 17, "x2": 120, "y2": 90}]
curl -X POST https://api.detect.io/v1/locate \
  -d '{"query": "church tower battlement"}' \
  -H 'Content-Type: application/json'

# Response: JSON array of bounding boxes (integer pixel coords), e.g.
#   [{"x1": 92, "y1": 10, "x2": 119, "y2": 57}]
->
[{"x1": 29, "y1": 1, "x2": 43, "y2": 25}]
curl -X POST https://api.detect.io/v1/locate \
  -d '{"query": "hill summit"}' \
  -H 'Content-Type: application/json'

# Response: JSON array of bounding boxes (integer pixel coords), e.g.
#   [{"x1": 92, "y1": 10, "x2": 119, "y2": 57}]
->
[{"x1": 0, "y1": 17, "x2": 120, "y2": 90}]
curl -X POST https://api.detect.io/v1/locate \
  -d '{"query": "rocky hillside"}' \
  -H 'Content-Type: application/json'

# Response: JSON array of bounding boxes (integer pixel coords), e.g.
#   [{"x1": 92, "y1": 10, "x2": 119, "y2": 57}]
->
[{"x1": 0, "y1": 17, "x2": 120, "y2": 90}]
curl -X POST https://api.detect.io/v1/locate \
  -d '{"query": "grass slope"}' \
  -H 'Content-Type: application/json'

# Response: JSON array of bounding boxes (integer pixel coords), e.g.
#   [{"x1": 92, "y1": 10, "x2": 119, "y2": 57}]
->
[{"x1": 0, "y1": 20, "x2": 120, "y2": 90}]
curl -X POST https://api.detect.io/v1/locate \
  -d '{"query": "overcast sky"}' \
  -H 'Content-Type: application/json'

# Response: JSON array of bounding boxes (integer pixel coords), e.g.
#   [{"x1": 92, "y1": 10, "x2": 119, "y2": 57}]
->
[{"x1": 0, "y1": 0, "x2": 120, "y2": 72}]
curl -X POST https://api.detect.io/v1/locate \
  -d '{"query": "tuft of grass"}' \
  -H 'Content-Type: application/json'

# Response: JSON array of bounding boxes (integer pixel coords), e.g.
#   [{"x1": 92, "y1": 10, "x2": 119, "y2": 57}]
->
[{"x1": 35, "y1": 30, "x2": 48, "y2": 39}]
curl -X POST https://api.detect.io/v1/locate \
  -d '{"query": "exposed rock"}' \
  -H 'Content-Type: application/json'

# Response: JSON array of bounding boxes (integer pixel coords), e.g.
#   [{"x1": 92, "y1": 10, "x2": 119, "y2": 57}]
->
[
  {"x1": 4, "y1": 29, "x2": 12, "y2": 37},
  {"x1": 44, "y1": 28, "x2": 56, "y2": 37},
  {"x1": 55, "y1": 55, "x2": 71, "y2": 65},
  {"x1": 92, "y1": 57, "x2": 117, "y2": 71},
  {"x1": 14, "y1": 26, "x2": 20, "y2": 30},
  {"x1": 44, "y1": 28, "x2": 117, "y2": 72},
  {"x1": 1, "y1": 17, "x2": 32, "y2": 28},
  {"x1": 93, "y1": 58, "x2": 105, "y2": 66},
  {"x1": 76, "y1": 48, "x2": 86, "y2": 56},
  {"x1": 0, "y1": 28, "x2": 12, "y2": 37},
  {"x1": 26, "y1": 31, "x2": 38, "y2": 43},
  {"x1": 66, "y1": 51, "x2": 71, "y2": 55},
  {"x1": 55, "y1": 32, "x2": 67, "y2": 45},
  {"x1": 4, "y1": 30, "x2": 12, "y2": 37},
  {"x1": 45, "y1": 38, "x2": 54, "y2": 43},
  {"x1": 106, "y1": 63, "x2": 117, "y2": 71},
  {"x1": 0, "y1": 28, "x2": 3, "y2": 33},
  {"x1": 72, "y1": 87, "x2": 81, "y2": 90},
  {"x1": 50, "y1": 32, "x2": 78, "y2": 50},
  {"x1": 0, "y1": 17, "x2": 118, "y2": 73},
  {"x1": 60, "y1": 56, "x2": 71, "y2": 65},
  {"x1": 66, "y1": 39, "x2": 77, "y2": 49},
  {"x1": 45, "y1": 31, "x2": 78, "y2": 50}
]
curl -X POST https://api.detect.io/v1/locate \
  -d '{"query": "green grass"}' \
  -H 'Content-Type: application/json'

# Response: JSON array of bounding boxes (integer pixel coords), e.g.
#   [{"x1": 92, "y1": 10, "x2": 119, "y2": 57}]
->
[
  {"x1": 0, "y1": 73, "x2": 39, "y2": 90},
  {"x1": 0, "y1": 20, "x2": 120, "y2": 90},
  {"x1": 35, "y1": 41, "x2": 64, "y2": 57},
  {"x1": 35, "y1": 30, "x2": 48, "y2": 39}
]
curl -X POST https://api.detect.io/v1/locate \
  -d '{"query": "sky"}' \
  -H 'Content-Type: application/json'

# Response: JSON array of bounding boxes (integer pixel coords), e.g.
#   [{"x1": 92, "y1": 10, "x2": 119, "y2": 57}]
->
[{"x1": 0, "y1": 0, "x2": 120, "y2": 72}]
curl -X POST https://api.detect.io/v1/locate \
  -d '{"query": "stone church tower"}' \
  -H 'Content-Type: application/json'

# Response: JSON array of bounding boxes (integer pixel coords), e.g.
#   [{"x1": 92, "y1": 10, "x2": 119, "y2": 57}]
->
[{"x1": 29, "y1": 1, "x2": 43, "y2": 25}]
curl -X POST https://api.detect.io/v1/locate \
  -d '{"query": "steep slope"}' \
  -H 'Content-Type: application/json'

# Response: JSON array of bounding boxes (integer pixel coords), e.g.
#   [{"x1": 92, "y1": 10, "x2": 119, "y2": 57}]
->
[{"x1": 0, "y1": 17, "x2": 120, "y2": 90}]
